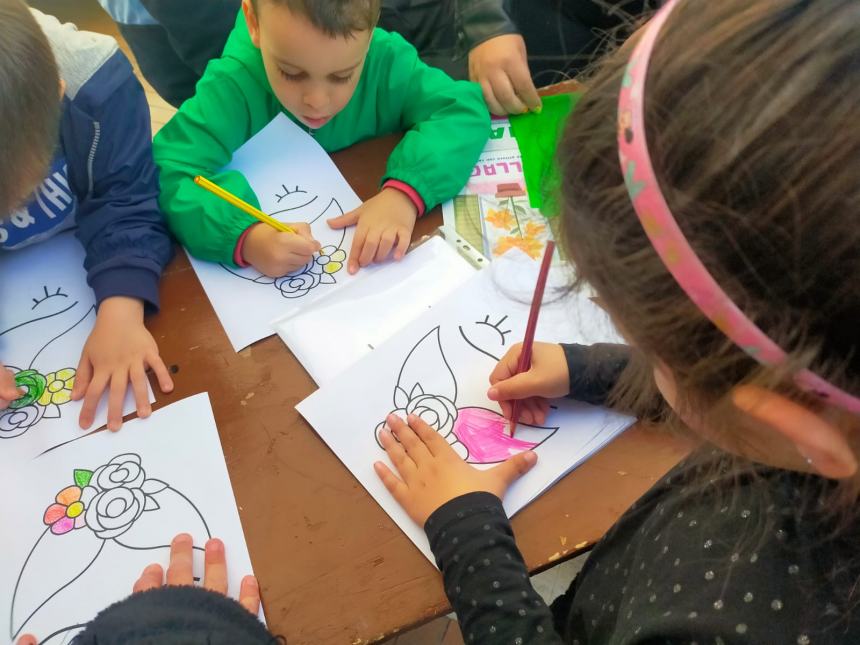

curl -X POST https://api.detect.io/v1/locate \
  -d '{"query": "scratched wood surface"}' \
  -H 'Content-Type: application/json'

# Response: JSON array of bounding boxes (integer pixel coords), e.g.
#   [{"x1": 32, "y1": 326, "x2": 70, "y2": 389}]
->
[{"x1": 146, "y1": 131, "x2": 692, "y2": 643}]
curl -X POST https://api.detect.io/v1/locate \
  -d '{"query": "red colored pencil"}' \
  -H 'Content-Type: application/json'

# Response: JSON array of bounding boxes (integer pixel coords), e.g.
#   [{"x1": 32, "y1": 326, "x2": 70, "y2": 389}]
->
[{"x1": 509, "y1": 240, "x2": 556, "y2": 437}]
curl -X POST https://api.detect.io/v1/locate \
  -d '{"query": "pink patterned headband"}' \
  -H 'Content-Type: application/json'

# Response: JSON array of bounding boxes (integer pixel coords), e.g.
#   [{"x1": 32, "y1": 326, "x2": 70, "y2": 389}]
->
[{"x1": 617, "y1": 0, "x2": 860, "y2": 414}]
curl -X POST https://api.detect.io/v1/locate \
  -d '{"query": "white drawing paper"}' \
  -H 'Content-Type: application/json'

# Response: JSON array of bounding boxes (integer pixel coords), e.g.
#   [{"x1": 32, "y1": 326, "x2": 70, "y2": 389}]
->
[
  {"x1": 297, "y1": 262, "x2": 633, "y2": 563},
  {"x1": 1, "y1": 393, "x2": 261, "y2": 644},
  {"x1": 0, "y1": 231, "x2": 152, "y2": 464},
  {"x1": 274, "y1": 236, "x2": 476, "y2": 386},
  {"x1": 188, "y1": 114, "x2": 363, "y2": 351}
]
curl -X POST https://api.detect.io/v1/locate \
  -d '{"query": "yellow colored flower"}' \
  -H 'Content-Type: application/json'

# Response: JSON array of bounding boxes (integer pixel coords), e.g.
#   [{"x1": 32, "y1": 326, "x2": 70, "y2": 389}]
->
[
  {"x1": 317, "y1": 247, "x2": 347, "y2": 275},
  {"x1": 493, "y1": 236, "x2": 546, "y2": 260},
  {"x1": 523, "y1": 220, "x2": 547, "y2": 238},
  {"x1": 38, "y1": 368, "x2": 76, "y2": 406},
  {"x1": 485, "y1": 208, "x2": 516, "y2": 231}
]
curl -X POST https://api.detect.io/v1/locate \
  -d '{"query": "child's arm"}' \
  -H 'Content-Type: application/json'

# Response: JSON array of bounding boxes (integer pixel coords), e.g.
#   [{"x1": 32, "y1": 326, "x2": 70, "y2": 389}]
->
[
  {"x1": 328, "y1": 31, "x2": 490, "y2": 273},
  {"x1": 152, "y1": 61, "x2": 272, "y2": 265},
  {"x1": 66, "y1": 55, "x2": 175, "y2": 430},
  {"x1": 382, "y1": 31, "x2": 490, "y2": 213},
  {"x1": 488, "y1": 342, "x2": 632, "y2": 422},
  {"x1": 374, "y1": 415, "x2": 563, "y2": 644}
]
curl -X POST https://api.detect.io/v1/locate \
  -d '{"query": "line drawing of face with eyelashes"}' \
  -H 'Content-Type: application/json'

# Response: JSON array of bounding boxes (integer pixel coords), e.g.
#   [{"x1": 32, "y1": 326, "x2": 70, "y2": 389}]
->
[
  {"x1": 459, "y1": 314, "x2": 513, "y2": 362},
  {"x1": 30, "y1": 286, "x2": 69, "y2": 311},
  {"x1": 0, "y1": 284, "x2": 95, "y2": 440},
  {"x1": 219, "y1": 187, "x2": 350, "y2": 299}
]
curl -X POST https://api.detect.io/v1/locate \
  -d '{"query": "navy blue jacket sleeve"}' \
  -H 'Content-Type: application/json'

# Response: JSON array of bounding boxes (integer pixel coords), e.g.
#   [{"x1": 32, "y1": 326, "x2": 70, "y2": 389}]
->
[{"x1": 62, "y1": 50, "x2": 174, "y2": 312}]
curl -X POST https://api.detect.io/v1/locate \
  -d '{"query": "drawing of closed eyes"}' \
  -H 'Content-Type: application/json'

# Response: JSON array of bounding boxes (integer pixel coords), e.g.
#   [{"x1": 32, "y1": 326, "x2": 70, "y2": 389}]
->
[
  {"x1": 0, "y1": 285, "x2": 95, "y2": 440},
  {"x1": 459, "y1": 314, "x2": 512, "y2": 361},
  {"x1": 374, "y1": 326, "x2": 558, "y2": 465},
  {"x1": 31, "y1": 286, "x2": 68, "y2": 311},
  {"x1": 9, "y1": 453, "x2": 210, "y2": 644},
  {"x1": 220, "y1": 192, "x2": 348, "y2": 299}
]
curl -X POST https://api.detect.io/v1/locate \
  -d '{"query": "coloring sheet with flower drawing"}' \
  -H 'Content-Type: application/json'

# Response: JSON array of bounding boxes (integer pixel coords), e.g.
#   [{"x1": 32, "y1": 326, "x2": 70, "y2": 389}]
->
[
  {"x1": 188, "y1": 114, "x2": 361, "y2": 351},
  {"x1": 297, "y1": 260, "x2": 634, "y2": 563},
  {"x1": 1, "y1": 393, "x2": 260, "y2": 644},
  {"x1": 0, "y1": 231, "x2": 151, "y2": 464}
]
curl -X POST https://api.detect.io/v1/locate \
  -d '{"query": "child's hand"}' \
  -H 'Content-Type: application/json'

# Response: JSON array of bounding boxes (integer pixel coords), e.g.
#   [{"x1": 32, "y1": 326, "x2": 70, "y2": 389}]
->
[
  {"x1": 374, "y1": 414, "x2": 537, "y2": 526},
  {"x1": 72, "y1": 297, "x2": 174, "y2": 431},
  {"x1": 327, "y1": 188, "x2": 417, "y2": 274},
  {"x1": 0, "y1": 362, "x2": 23, "y2": 410},
  {"x1": 242, "y1": 222, "x2": 321, "y2": 278},
  {"x1": 133, "y1": 533, "x2": 261, "y2": 615},
  {"x1": 468, "y1": 34, "x2": 542, "y2": 115},
  {"x1": 487, "y1": 342, "x2": 570, "y2": 426}
]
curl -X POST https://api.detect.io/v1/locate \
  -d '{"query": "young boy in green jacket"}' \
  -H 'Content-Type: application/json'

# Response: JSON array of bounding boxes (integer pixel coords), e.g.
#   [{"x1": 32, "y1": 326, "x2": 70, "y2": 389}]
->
[{"x1": 154, "y1": 0, "x2": 489, "y2": 276}]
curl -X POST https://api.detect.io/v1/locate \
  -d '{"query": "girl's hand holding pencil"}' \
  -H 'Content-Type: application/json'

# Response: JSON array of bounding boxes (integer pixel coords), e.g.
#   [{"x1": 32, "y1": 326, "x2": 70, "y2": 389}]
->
[{"x1": 487, "y1": 342, "x2": 571, "y2": 426}]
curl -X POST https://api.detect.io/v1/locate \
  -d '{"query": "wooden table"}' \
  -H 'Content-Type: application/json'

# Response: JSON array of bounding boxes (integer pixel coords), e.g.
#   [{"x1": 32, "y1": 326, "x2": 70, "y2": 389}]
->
[{"x1": 146, "y1": 134, "x2": 692, "y2": 644}]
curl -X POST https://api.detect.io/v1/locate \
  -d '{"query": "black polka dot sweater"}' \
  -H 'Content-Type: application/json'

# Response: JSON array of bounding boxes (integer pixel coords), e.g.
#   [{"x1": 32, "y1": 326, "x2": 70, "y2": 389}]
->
[{"x1": 425, "y1": 344, "x2": 860, "y2": 644}]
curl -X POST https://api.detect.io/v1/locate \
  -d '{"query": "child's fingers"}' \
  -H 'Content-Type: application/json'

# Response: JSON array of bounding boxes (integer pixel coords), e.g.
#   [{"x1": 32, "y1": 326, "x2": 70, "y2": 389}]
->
[
  {"x1": 490, "y1": 71, "x2": 527, "y2": 114},
  {"x1": 146, "y1": 353, "x2": 174, "y2": 393},
  {"x1": 285, "y1": 234, "x2": 321, "y2": 256},
  {"x1": 348, "y1": 226, "x2": 368, "y2": 274},
  {"x1": 133, "y1": 563, "x2": 164, "y2": 593},
  {"x1": 289, "y1": 222, "x2": 314, "y2": 240},
  {"x1": 0, "y1": 367, "x2": 21, "y2": 401},
  {"x1": 488, "y1": 345, "x2": 522, "y2": 385},
  {"x1": 71, "y1": 355, "x2": 93, "y2": 401},
  {"x1": 388, "y1": 414, "x2": 432, "y2": 466},
  {"x1": 203, "y1": 538, "x2": 228, "y2": 595},
  {"x1": 406, "y1": 413, "x2": 449, "y2": 456},
  {"x1": 166, "y1": 533, "x2": 195, "y2": 586},
  {"x1": 487, "y1": 371, "x2": 540, "y2": 402},
  {"x1": 327, "y1": 209, "x2": 361, "y2": 230},
  {"x1": 378, "y1": 427, "x2": 417, "y2": 481},
  {"x1": 107, "y1": 370, "x2": 128, "y2": 432},
  {"x1": 357, "y1": 229, "x2": 380, "y2": 268},
  {"x1": 490, "y1": 450, "x2": 538, "y2": 490},
  {"x1": 238, "y1": 575, "x2": 261, "y2": 615},
  {"x1": 374, "y1": 461, "x2": 410, "y2": 505},
  {"x1": 16, "y1": 634, "x2": 38, "y2": 645},
  {"x1": 130, "y1": 364, "x2": 151, "y2": 418},
  {"x1": 535, "y1": 399, "x2": 551, "y2": 425},
  {"x1": 508, "y1": 60, "x2": 541, "y2": 112},
  {"x1": 394, "y1": 229, "x2": 410, "y2": 261},
  {"x1": 480, "y1": 79, "x2": 506, "y2": 117},
  {"x1": 78, "y1": 371, "x2": 109, "y2": 429},
  {"x1": 375, "y1": 230, "x2": 397, "y2": 263}
]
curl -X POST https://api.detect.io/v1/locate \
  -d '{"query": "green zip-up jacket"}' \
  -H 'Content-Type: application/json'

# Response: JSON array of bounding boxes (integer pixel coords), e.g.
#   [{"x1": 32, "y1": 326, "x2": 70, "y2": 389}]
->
[{"x1": 153, "y1": 15, "x2": 490, "y2": 265}]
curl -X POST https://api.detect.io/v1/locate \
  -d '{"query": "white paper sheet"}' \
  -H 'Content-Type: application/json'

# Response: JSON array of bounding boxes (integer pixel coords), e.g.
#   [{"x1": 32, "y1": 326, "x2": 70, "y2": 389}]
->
[
  {"x1": 1, "y1": 393, "x2": 261, "y2": 643},
  {"x1": 188, "y1": 114, "x2": 363, "y2": 351},
  {"x1": 0, "y1": 231, "x2": 153, "y2": 464},
  {"x1": 297, "y1": 264, "x2": 633, "y2": 563},
  {"x1": 274, "y1": 236, "x2": 476, "y2": 385}
]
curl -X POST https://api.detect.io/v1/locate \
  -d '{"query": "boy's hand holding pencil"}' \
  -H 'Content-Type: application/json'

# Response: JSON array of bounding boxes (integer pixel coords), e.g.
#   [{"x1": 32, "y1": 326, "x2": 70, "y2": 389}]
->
[{"x1": 243, "y1": 222, "x2": 320, "y2": 277}]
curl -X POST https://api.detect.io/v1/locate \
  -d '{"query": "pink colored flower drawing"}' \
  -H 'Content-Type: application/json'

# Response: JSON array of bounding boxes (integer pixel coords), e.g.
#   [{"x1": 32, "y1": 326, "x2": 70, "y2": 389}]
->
[
  {"x1": 42, "y1": 476, "x2": 95, "y2": 535},
  {"x1": 375, "y1": 325, "x2": 558, "y2": 464}
]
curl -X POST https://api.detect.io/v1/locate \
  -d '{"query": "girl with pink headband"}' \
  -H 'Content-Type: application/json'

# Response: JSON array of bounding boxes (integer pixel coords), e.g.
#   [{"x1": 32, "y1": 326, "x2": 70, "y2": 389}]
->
[{"x1": 375, "y1": 0, "x2": 860, "y2": 642}]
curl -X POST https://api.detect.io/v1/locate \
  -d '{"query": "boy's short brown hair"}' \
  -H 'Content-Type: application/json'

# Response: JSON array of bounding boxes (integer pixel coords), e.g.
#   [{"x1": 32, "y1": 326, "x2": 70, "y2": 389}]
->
[
  {"x1": 252, "y1": 0, "x2": 381, "y2": 37},
  {"x1": 0, "y1": 0, "x2": 61, "y2": 214}
]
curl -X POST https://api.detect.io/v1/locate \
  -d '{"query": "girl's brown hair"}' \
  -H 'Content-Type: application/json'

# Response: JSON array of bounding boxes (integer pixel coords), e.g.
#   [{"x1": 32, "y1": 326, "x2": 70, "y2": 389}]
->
[
  {"x1": 0, "y1": 0, "x2": 60, "y2": 215},
  {"x1": 560, "y1": 0, "x2": 860, "y2": 498}
]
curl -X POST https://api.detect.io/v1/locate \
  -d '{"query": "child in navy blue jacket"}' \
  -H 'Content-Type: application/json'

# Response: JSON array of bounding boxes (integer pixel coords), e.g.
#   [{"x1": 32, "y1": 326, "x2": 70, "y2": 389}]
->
[{"x1": 0, "y1": 0, "x2": 174, "y2": 431}]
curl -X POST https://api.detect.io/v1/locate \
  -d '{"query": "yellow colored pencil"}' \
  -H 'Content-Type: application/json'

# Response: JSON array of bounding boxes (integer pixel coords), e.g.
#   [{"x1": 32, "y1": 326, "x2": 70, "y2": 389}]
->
[{"x1": 193, "y1": 175, "x2": 296, "y2": 234}]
